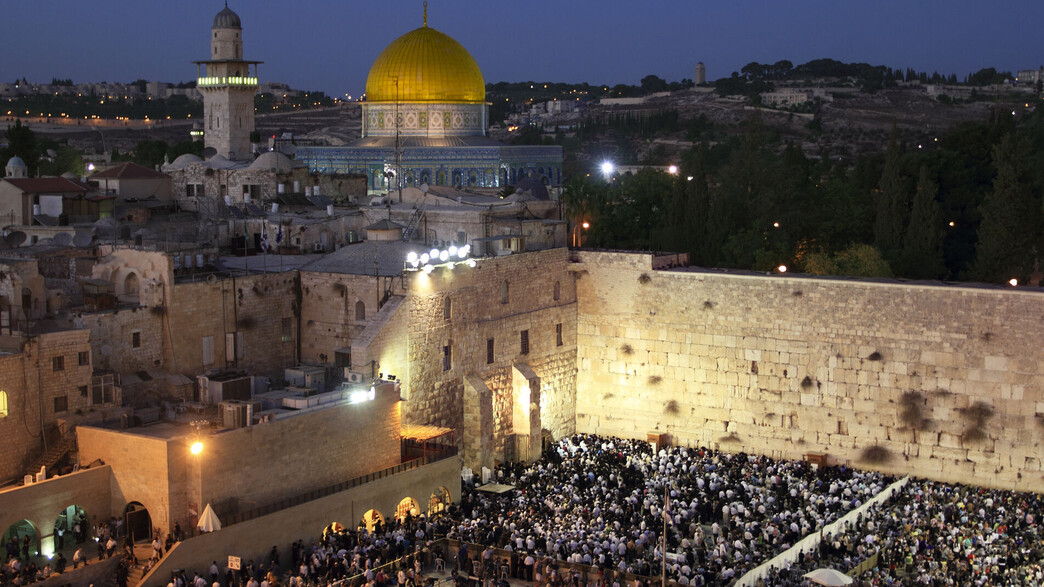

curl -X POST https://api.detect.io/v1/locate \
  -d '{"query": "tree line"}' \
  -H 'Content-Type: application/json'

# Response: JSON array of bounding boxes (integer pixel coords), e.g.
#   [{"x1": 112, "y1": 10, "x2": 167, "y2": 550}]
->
[{"x1": 563, "y1": 108, "x2": 1044, "y2": 285}]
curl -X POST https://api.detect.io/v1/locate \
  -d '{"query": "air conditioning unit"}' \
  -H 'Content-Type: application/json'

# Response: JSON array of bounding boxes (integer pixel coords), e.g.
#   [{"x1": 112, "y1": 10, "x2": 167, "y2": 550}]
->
[
  {"x1": 220, "y1": 400, "x2": 252, "y2": 429},
  {"x1": 345, "y1": 370, "x2": 365, "y2": 383},
  {"x1": 432, "y1": 239, "x2": 440, "y2": 247}
]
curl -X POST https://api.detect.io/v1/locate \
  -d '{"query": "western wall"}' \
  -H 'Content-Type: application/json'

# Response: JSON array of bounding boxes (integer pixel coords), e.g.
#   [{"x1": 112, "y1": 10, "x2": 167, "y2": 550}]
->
[{"x1": 571, "y1": 251, "x2": 1044, "y2": 492}]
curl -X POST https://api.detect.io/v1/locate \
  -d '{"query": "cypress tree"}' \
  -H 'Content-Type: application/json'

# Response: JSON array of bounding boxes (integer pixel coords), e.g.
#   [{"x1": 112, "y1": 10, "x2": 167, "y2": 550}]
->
[{"x1": 969, "y1": 132, "x2": 1041, "y2": 283}]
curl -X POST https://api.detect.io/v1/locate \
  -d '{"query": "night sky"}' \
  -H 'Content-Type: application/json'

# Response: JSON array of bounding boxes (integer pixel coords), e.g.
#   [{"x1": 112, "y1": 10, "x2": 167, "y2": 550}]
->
[{"x1": 3, "y1": 0, "x2": 1043, "y2": 97}]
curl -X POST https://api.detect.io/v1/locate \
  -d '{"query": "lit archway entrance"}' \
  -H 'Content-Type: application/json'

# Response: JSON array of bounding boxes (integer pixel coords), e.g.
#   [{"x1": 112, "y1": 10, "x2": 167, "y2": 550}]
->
[
  {"x1": 322, "y1": 521, "x2": 347, "y2": 542},
  {"x1": 395, "y1": 497, "x2": 419, "y2": 522},
  {"x1": 428, "y1": 486, "x2": 452, "y2": 517},
  {"x1": 2, "y1": 519, "x2": 40, "y2": 559},
  {"x1": 359, "y1": 509, "x2": 384, "y2": 533},
  {"x1": 124, "y1": 501, "x2": 152, "y2": 544},
  {"x1": 52, "y1": 504, "x2": 87, "y2": 552}
]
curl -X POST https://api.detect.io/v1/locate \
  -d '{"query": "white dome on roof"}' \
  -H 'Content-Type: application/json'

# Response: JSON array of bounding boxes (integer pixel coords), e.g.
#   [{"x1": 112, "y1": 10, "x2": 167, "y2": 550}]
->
[
  {"x1": 169, "y1": 153, "x2": 203, "y2": 169},
  {"x1": 5, "y1": 156, "x2": 28, "y2": 178},
  {"x1": 250, "y1": 151, "x2": 293, "y2": 173}
]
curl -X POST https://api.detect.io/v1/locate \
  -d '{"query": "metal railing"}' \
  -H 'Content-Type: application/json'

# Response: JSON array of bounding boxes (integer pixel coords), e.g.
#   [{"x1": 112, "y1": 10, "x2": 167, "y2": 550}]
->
[{"x1": 223, "y1": 447, "x2": 458, "y2": 527}]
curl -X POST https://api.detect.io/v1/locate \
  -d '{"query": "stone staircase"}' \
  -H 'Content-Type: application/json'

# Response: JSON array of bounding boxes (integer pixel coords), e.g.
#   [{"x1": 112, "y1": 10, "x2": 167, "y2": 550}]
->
[
  {"x1": 126, "y1": 542, "x2": 158, "y2": 586},
  {"x1": 26, "y1": 427, "x2": 76, "y2": 479}
]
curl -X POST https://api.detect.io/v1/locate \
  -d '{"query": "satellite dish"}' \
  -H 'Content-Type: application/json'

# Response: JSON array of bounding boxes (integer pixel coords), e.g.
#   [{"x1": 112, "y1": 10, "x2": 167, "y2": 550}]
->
[
  {"x1": 5, "y1": 231, "x2": 26, "y2": 247},
  {"x1": 53, "y1": 233, "x2": 72, "y2": 246},
  {"x1": 72, "y1": 232, "x2": 92, "y2": 248},
  {"x1": 100, "y1": 344, "x2": 112, "y2": 357},
  {"x1": 202, "y1": 146, "x2": 217, "y2": 159},
  {"x1": 420, "y1": 183, "x2": 429, "y2": 194}
]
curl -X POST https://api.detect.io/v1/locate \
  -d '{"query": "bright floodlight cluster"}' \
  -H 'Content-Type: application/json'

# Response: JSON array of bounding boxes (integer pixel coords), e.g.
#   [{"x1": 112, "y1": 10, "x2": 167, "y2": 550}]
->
[{"x1": 406, "y1": 244, "x2": 475, "y2": 273}]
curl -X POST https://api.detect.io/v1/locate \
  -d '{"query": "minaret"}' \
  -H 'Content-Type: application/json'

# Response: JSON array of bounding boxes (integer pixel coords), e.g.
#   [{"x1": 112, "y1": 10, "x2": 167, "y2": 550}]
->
[{"x1": 194, "y1": 3, "x2": 261, "y2": 160}]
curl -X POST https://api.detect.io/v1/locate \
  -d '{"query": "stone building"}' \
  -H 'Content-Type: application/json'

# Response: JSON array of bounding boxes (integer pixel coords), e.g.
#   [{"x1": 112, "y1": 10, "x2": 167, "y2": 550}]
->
[
  {"x1": 193, "y1": 5, "x2": 260, "y2": 160},
  {"x1": 296, "y1": 5, "x2": 564, "y2": 194}
]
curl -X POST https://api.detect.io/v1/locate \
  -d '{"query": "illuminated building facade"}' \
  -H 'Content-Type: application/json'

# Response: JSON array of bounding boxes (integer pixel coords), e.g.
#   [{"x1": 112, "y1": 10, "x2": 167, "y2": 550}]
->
[
  {"x1": 297, "y1": 5, "x2": 562, "y2": 195},
  {"x1": 194, "y1": 5, "x2": 261, "y2": 160}
]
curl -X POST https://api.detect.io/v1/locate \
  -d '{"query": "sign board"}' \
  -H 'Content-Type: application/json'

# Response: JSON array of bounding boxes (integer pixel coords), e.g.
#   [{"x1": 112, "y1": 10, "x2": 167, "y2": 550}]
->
[{"x1": 228, "y1": 556, "x2": 241, "y2": 571}]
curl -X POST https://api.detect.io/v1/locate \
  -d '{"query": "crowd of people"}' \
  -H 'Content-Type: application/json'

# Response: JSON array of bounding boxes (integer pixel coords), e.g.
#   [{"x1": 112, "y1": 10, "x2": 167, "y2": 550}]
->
[
  {"x1": 443, "y1": 434, "x2": 892, "y2": 586},
  {"x1": 11, "y1": 431, "x2": 1040, "y2": 587},
  {"x1": 1, "y1": 514, "x2": 137, "y2": 586},
  {"x1": 759, "y1": 479, "x2": 1044, "y2": 586}
]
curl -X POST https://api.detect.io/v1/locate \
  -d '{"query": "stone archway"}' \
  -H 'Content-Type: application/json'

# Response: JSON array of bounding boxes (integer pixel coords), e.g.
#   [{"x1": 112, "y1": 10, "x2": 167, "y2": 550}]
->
[
  {"x1": 2, "y1": 518, "x2": 40, "y2": 559},
  {"x1": 428, "y1": 486, "x2": 452, "y2": 517},
  {"x1": 51, "y1": 504, "x2": 87, "y2": 554},
  {"x1": 359, "y1": 509, "x2": 384, "y2": 533},
  {"x1": 124, "y1": 501, "x2": 152, "y2": 544},
  {"x1": 395, "y1": 497, "x2": 419, "y2": 522}
]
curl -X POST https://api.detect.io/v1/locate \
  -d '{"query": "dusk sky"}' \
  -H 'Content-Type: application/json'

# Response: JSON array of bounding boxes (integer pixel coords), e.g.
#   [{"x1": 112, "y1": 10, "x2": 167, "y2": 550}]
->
[{"x1": 3, "y1": 1, "x2": 1043, "y2": 97}]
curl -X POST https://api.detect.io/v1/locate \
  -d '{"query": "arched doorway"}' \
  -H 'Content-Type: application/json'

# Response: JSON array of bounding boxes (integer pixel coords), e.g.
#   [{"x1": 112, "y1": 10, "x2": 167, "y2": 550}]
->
[
  {"x1": 428, "y1": 486, "x2": 452, "y2": 516},
  {"x1": 359, "y1": 509, "x2": 384, "y2": 533},
  {"x1": 2, "y1": 519, "x2": 39, "y2": 559},
  {"x1": 52, "y1": 504, "x2": 87, "y2": 552},
  {"x1": 395, "y1": 497, "x2": 419, "y2": 522},
  {"x1": 124, "y1": 272, "x2": 140, "y2": 303},
  {"x1": 124, "y1": 501, "x2": 152, "y2": 544},
  {"x1": 322, "y1": 521, "x2": 348, "y2": 542}
]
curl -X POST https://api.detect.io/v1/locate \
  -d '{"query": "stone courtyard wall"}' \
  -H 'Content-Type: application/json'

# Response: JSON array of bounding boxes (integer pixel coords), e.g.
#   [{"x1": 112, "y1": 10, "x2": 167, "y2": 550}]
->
[
  {"x1": 573, "y1": 251, "x2": 1044, "y2": 492},
  {"x1": 403, "y1": 248, "x2": 577, "y2": 465}
]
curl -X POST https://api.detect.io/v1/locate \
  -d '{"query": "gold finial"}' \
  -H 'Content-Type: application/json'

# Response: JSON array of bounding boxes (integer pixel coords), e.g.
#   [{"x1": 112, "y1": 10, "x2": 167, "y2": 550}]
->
[{"x1": 423, "y1": 1, "x2": 428, "y2": 27}]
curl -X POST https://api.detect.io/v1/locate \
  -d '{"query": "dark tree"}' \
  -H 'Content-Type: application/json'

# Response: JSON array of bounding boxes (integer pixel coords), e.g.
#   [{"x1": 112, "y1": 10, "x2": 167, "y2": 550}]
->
[
  {"x1": 873, "y1": 125, "x2": 909, "y2": 259},
  {"x1": 968, "y1": 132, "x2": 1041, "y2": 283},
  {"x1": 899, "y1": 166, "x2": 945, "y2": 279}
]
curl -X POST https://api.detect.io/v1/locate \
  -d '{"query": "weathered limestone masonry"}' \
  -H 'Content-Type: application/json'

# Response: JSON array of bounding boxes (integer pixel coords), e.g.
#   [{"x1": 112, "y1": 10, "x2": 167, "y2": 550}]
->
[
  {"x1": 0, "y1": 466, "x2": 113, "y2": 558},
  {"x1": 573, "y1": 251, "x2": 1044, "y2": 492},
  {"x1": 138, "y1": 456, "x2": 460, "y2": 587},
  {"x1": 78, "y1": 386, "x2": 401, "y2": 533},
  {"x1": 0, "y1": 330, "x2": 94, "y2": 483},
  {"x1": 402, "y1": 248, "x2": 578, "y2": 467},
  {"x1": 299, "y1": 271, "x2": 385, "y2": 365},
  {"x1": 167, "y1": 272, "x2": 299, "y2": 377}
]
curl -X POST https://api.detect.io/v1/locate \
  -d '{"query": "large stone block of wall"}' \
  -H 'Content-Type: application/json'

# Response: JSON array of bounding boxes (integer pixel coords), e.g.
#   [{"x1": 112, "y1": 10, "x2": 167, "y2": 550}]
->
[
  {"x1": 299, "y1": 272, "x2": 379, "y2": 367},
  {"x1": 403, "y1": 248, "x2": 577, "y2": 461},
  {"x1": 166, "y1": 273, "x2": 298, "y2": 378},
  {"x1": 573, "y1": 251, "x2": 1044, "y2": 492}
]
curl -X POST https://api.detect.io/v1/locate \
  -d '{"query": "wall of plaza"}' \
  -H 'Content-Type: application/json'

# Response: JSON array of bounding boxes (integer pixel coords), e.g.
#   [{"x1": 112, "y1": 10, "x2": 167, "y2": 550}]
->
[
  {"x1": 397, "y1": 248, "x2": 578, "y2": 465},
  {"x1": 0, "y1": 466, "x2": 113, "y2": 557},
  {"x1": 78, "y1": 386, "x2": 402, "y2": 533},
  {"x1": 139, "y1": 455, "x2": 462, "y2": 587},
  {"x1": 572, "y1": 251, "x2": 1044, "y2": 492}
]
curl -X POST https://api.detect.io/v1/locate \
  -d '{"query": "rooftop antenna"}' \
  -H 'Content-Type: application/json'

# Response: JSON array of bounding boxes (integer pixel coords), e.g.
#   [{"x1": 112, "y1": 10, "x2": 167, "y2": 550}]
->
[{"x1": 423, "y1": 1, "x2": 428, "y2": 27}]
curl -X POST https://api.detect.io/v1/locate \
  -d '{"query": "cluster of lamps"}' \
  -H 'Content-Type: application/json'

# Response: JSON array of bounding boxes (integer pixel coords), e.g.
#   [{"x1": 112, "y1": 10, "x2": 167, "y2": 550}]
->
[{"x1": 406, "y1": 245, "x2": 475, "y2": 274}]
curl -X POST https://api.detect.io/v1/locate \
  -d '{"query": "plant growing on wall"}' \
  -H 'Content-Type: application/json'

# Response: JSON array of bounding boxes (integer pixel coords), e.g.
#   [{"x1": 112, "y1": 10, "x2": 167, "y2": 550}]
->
[
  {"x1": 898, "y1": 390, "x2": 930, "y2": 430},
  {"x1": 960, "y1": 401, "x2": 993, "y2": 444},
  {"x1": 664, "y1": 399, "x2": 678, "y2": 415},
  {"x1": 648, "y1": 375, "x2": 663, "y2": 385},
  {"x1": 620, "y1": 343, "x2": 633, "y2": 356},
  {"x1": 638, "y1": 273, "x2": 651, "y2": 284}
]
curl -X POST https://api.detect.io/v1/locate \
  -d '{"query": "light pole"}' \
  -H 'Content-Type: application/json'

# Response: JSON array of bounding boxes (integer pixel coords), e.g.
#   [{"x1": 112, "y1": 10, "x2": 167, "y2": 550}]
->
[{"x1": 190, "y1": 420, "x2": 206, "y2": 534}]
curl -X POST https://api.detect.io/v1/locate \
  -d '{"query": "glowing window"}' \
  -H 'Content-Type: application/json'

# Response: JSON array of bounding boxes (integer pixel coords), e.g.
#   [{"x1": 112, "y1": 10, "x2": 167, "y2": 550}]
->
[{"x1": 0, "y1": 391, "x2": 7, "y2": 417}]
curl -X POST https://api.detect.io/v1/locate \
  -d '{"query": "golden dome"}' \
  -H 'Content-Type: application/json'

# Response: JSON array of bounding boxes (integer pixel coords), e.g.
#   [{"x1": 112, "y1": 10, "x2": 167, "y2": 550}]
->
[{"x1": 365, "y1": 23, "x2": 485, "y2": 104}]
